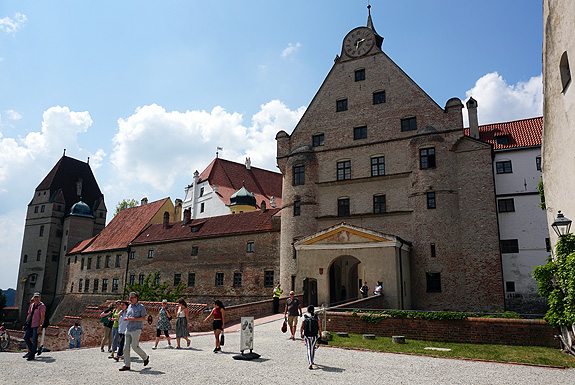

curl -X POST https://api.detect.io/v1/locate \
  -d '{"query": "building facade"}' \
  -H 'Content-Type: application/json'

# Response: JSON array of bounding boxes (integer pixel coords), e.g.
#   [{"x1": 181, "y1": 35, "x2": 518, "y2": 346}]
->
[
  {"x1": 276, "y1": 12, "x2": 505, "y2": 312},
  {"x1": 542, "y1": 0, "x2": 575, "y2": 246},
  {"x1": 468, "y1": 116, "x2": 548, "y2": 314},
  {"x1": 15, "y1": 155, "x2": 107, "y2": 322}
]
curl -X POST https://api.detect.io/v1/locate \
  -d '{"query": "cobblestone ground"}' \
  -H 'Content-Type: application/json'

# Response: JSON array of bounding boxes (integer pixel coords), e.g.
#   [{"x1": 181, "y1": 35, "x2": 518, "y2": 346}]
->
[{"x1": 1, "y1": 314, "x2": 574, "y2": 385}]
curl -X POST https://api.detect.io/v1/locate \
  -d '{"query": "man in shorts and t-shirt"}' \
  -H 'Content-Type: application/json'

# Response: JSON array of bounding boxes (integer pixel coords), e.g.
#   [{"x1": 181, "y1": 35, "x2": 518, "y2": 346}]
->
[{"x1": 284, "y1": 291, "x2": 302, "y2": 340}]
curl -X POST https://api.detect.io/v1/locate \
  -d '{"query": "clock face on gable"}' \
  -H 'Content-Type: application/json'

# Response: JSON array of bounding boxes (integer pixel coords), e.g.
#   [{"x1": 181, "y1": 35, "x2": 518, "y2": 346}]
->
[{"x1": 343, "y1": 27, "x2": 375, "y2": 58}]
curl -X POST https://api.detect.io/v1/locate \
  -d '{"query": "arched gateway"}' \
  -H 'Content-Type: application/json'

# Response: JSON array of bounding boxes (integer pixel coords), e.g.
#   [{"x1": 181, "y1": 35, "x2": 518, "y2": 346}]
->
[{"x1": 294, "y1": 223, "x2": 412, "y2": 308}]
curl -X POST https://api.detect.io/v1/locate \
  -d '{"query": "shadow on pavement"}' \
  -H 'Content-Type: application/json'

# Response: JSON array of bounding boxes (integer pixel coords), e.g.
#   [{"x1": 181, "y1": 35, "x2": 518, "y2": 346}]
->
[
  {"x1": 315, "y1": 364, "x2": 344, "y2": 373},
  {"x1": 139, "y1": 368, "x2": 165, "y2": 375}
]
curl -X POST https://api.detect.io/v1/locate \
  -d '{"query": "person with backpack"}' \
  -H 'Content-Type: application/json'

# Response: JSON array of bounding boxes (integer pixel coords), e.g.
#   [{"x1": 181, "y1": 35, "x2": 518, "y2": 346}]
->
[
  {"x1": 300, "y1": 305, "x2": 322, "y2": 370},
  {"x1": 99, "y1": 302, "x2": 115, "y2": 352}
]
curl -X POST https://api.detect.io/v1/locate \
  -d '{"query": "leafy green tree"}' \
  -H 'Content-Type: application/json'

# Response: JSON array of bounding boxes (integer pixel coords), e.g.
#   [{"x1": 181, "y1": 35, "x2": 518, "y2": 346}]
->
[
  {"x1": 114, "y1": 198, "x2": 139, "y2": 216},
  {"x1": 123, "y1": 271, "x2": 186, "y2": 302},
  {"x1": 533, "y1": 234, "x2": 575, "y2": 354},
  {"x1": 0, "y1": 289, "x2": 6, "y2": 321}
]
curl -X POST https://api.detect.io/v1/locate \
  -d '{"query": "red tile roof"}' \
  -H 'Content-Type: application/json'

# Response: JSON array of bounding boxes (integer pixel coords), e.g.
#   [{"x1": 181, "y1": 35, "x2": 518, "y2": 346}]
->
[
  {"x1": 132, "y1": 208, "x2": 281, "y2": 244},
  {"x1": 194, "y1": 158, "x2": 282, "y2": 208},
  {"x1": 79, "y1": 198, "x2": 170, "y2": 253},
  {"x1": 465, "y1": 117, "x2": 542, "y2": 150},
  {"x1": 68, "y1": 235, "x2": 97, "y2": 254}
]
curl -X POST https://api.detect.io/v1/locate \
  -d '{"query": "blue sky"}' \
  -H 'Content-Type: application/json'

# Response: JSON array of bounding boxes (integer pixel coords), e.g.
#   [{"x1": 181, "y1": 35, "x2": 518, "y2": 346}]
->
[{"x1": 0, "y1": 1, "x2": 544, "y2": 290}]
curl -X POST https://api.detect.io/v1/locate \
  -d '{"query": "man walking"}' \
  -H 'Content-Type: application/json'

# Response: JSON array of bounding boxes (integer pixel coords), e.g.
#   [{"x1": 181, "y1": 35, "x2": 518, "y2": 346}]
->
[
  {"x1": 284, "y1": 291, "x2": 302, "y2": 340},
  {"x1": 23, "y1": 292, "x2": 45, "y2": 361},
  {"x1": 119, "y1": 292, "x2": 150, "y2": 371},
  {"x1": 272, "y1": 282, "x2": 283, "y2": 314},
  {"x1": 68, "y1": 322, "x2": 84, "y2": 349}
]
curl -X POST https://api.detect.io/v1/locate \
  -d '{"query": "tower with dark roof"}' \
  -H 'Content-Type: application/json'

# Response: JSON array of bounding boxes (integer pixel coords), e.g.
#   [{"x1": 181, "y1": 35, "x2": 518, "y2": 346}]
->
[{"x1": 15, "y1": 155, "x2": 107, "y2": 323}]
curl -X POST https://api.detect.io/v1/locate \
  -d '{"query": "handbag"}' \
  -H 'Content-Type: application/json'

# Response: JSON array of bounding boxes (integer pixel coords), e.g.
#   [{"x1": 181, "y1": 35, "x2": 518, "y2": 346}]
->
[
  {"x1": 281, "y1": 318, "x2": 288, "y2": 333},
  {"x1": 219, "y1": 331, "x2": 225, "y2": 346}
]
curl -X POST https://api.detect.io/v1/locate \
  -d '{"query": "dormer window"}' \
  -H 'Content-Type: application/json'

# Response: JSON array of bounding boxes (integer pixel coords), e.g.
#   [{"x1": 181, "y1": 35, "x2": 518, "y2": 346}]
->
[{"x1": 495, "y1": 135, "x2": 509, "y2": 145}]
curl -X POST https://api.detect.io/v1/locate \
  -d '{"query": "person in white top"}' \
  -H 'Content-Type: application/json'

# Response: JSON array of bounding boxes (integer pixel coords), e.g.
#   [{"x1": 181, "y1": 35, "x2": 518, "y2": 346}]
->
[{"x1": 113, "y1": 301, "x2": 128, "y2": 362}]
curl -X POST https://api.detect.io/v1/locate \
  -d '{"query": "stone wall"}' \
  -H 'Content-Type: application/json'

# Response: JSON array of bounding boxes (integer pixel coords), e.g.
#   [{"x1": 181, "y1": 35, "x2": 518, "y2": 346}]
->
[{"x1": 324, "y1": 311, "x2": 559, "y2": 348}]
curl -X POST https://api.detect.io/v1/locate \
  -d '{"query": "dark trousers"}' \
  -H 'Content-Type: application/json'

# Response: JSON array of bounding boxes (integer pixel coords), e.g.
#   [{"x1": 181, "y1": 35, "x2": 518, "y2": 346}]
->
[
  {"x1": 273, "y1": 297, "x2": 280, "y2": 314},
  {"x1": 117, "y1": 333, "x2": 125, "y2": 357},
  {"x1": 24, "y1": 327, "x2": 39, "y2": 355}
]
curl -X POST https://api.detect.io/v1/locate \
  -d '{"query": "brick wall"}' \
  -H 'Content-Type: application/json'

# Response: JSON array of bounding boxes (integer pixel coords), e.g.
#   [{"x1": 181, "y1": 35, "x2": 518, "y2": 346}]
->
[{"x1": 324, "y1": 311, "x2": 559, "y2": 348}]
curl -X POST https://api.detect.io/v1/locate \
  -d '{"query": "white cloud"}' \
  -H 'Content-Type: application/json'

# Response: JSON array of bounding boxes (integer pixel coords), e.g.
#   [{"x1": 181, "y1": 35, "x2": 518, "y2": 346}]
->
[
  {"x1": 0, "y1": 13, "x2": 27, "y2": 34},
  {"x1": 281, "y1": 42, "x2": 301, "y2": 58},
  {"x1": 0, "y1": 210, "x2": 24, "y2": 289},
  {"x1": 89, "y1": 149, "x2": 106, "y2": 170},
  {"x1": 463, "y1": 72, "x2": 543, "y2": 126},
  {"x1": 110, "y1": 101, "x2": 305, "y2": 193},
  {"x1": 5, "y1": 110, "x2": 22, "y2": 120}
]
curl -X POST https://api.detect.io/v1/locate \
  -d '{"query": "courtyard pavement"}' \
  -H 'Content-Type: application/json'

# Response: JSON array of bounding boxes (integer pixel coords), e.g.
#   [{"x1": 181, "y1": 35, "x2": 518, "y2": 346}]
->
[{"x1": 1, "y1": 313, "x2": 574, "y2": 384}]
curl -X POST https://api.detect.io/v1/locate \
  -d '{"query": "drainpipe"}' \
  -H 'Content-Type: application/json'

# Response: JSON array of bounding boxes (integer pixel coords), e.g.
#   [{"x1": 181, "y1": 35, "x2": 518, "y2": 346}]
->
[{"x1": 397, "y1": 239, "x2": 405, "y2": 310}]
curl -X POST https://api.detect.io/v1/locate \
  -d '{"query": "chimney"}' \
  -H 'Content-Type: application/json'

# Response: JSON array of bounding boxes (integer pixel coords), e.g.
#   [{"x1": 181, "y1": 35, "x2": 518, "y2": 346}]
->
[
  {"x1": 182, "y1": 208, "x2": 191, "y2": 225},
  {"x1": 193, "y1": 170, "x2": 200, "y2": 184},
  {"x1": 141, "y1": 197, "x2": 148, "y2": 205},
  {"x1": 466, "y1": 97, "x2": 479, "y2": 139},
  {"x1": 163, "y1": 211, "x2": 170, "y2": 229},
  {"x1": 245, "y1": 157, "x2": 251, "y2": 170},
  {"x1": 174, "y1": 199, "x2": 183, "y2": 220},
  {"x1": 260, "y1": 200, "x2": 267, "y2": 213},
  {"x1": 270, "y1": 196, "x2": 276, "y2": 208}
]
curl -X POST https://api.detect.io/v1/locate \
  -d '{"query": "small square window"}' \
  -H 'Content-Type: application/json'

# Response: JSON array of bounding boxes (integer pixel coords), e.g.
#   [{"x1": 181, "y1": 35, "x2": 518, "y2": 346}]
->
[
  {"x1": 337, "y1": 160, "x2": 351, "y2": 181},
  {"x1": 293, "y1": 165, "x2": 305, "y2": 186},
  {"x1": 536, "y1": 156, "x2": 542, "y2": 171},
  {"x1": 191, "y1": 246, "x2": 199, "y2": 256},
  {"x1": 420, "y1": 148, "x2": 436, "y2": 169},
  {"x1": 371, "y1": 156, "x2": 385, "y2": 176},
  {"x1": 355, "y1": 69, "x2": 365, "y2": 81},
  {"x1": 233, "y1": 272, "x2": 242, "y2": 287},
  {"x1": 373, "y1": 91, "x2": 386, "y2": 104},
  {"x1": 401, "y1": 117, "x2": 417, "y2": 131},
  {"x1": 506, "y1": 281, "x2": 516, "y2": 293},
  {"x1": 293, "y1": 200, "x2": 301, "y2": 216},
  {"x1": 246, "y1": 242, "x2": 254, "y2": 253},
  {"x1": 498, "y1": 198, "x2": 515, "y2": 213},
  {"x1": 312, "y1": 134, "x2": 325, "y2": 147},
  {"x1": 34, "y1": 206, "x2": 39, "y2": 213},
  {"x1": 264, "y1": 271, "x2": 274, "y2": 287},
  {"x1": 338, "y1": 198, "x2": 350, "y2": 217},
  {"x1": 336, "y1": 99, "x2": 348, "y2": 112},
  {"x1": 354, "y1": 126, "x2": 367, "y2": 140},
  {"x1": 427, "y1": 192, "x2": 436, "y2": 209},
  {"x1": 174, "y1": 273, "x2": 181, "y2": 286},
  {"x1": 373, "y1": 195, "x2": 386, "y2": 214},
  {"x1": 147, "y1": 249, "x2": 154, "y2": 258},
  {"x1": 500, "y1": 239, "x2": 519, "y2": 253},
  {"x1": 426, "y1": 272, "x2": 441, "y2": 293},
  {"x1": 496, "y1": 161, "x2": 513, "y2": 174},
  {"x1": 215, "y1": 272, "x2": 224, "y2": 287},
  {"x1": 188, "y1": 272, "x2": 196, "y2": 287}
]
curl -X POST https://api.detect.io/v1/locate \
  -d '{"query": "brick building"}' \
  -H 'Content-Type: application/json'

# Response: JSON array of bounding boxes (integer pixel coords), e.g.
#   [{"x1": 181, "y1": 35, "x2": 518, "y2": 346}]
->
[
  {"x1": 276, "y1": 10, "x2": 505, "y2": 312},
  {"x1": 15, "y1": 155, "x2": 107, "y2": 323}
]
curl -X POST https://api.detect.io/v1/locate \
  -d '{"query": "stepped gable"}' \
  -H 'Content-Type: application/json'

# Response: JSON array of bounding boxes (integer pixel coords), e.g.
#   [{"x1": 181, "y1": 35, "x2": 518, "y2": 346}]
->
[
  {"x1": 197, "y1": 158, "x2": 282, "y2": 208},
  {"x1": 35, "y1": 155, "x2": 104, "y2": 213},
  {"x1": 465, "y1": 116, "x2": 542, "y2": 150},
  {"x1": 81, "y1": 198, "x2": 170, "y2": 253},
  {"x1": 132, "y1": 208, "x2": 281, "y2": 244}
]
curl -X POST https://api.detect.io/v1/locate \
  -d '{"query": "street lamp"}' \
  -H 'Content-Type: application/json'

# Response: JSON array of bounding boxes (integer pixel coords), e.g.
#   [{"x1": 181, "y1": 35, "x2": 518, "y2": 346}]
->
[{"x1": 551, "y1": 211, "x2": 572, "y2": 237}]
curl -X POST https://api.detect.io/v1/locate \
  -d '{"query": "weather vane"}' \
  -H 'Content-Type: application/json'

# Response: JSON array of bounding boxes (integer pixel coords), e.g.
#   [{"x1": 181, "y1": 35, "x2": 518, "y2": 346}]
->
[{"x1": 216, "y1": 146, "x2": 223, "y2": 158}]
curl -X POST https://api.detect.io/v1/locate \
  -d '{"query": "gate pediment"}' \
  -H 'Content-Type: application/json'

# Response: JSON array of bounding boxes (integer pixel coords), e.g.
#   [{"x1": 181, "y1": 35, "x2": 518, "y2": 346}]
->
[{"x1": 296, "y1": 223, "x2": 396, "y2": 246}]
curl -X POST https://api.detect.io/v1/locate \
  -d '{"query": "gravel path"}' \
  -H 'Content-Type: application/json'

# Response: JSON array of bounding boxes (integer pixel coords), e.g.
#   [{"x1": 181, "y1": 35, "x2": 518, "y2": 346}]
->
[{"x1": 1, "y1": 315, "x2": 574, "y2": 385}]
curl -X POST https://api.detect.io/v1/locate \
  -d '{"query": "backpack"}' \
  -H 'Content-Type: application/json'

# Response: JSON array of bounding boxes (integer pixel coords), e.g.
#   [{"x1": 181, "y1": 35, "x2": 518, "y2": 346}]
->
[{"x1": 303, "y1": 314, "x2": 319, "y2": 337}]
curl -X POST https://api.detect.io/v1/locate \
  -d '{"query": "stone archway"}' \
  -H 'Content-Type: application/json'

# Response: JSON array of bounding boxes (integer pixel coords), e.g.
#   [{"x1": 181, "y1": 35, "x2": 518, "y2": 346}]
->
[{"x1": 328, "y1": 255, "x2": 361, "y2": 304}]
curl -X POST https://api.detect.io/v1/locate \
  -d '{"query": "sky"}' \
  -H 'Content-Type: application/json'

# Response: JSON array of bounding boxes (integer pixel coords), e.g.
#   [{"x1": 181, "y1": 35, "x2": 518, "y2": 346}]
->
[{"x1": 0, "y1": 1, "x2": 544, "y2": 290}]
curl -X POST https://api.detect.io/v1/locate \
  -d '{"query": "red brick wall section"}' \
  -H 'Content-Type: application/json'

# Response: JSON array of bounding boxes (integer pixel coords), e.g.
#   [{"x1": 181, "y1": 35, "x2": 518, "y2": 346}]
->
[{"x1": 324, "y1": 312, "x2": 560, "y2": 348}]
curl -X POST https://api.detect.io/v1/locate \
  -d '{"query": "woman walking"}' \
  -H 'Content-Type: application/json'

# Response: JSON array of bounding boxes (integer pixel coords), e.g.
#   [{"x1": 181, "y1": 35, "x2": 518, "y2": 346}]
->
[
  {"x1": 99, "y1": 302, "x2": 115, "y2": 352},
  {"x1": 153, "y1": 300, "x2": 172, "y2": 349},
  {"x1": 113, "y1": 301, "x2": 129, "y2": 361},
  {"x1": 300, "y1": 305, "x2": 322, "y2": 370},
  {"x1": 175, "y1": 299, "x2": 190, "y2": 348},
  {"x1": 203, "y1": 300, "x2": 225, "y2": 352}
]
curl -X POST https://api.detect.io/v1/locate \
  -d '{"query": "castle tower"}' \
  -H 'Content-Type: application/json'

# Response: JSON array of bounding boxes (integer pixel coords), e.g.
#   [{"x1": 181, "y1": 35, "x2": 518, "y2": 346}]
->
[{"x1": 14, "y1": 155, "x2": 106, "y2": 323}]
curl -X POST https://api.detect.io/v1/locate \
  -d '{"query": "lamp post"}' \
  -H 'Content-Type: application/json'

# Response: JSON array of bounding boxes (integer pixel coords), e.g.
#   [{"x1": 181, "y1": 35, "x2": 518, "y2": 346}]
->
[{"x1": 551, "y1": 211, "x2": 572, "y2": 237}]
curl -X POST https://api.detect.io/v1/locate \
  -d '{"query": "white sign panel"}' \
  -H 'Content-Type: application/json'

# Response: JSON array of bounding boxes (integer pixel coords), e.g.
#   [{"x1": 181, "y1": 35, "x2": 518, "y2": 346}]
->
[{"x1": 240, "y1": 316, "x2": 254, "y2": 352}]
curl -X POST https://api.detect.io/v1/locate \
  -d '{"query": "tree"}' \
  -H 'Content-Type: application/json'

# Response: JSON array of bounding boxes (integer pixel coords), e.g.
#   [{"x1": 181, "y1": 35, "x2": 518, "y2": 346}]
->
[
  {"x1": 0, "y1": 289, "x2": 7, "y2": 322},
  {"x1": 114, "y1": 198, "x2": 139, "y2": 216},
  {"x1": 123, "y1": 271, "x2": 186, "y2": 302},
  {"x1": 533, "y1": 234, "x2": 575, "y2": 355}
]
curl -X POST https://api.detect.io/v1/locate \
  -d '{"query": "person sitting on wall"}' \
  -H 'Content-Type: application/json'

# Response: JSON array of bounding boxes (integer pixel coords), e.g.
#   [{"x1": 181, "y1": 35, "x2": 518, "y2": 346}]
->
[
  {"x1": 272, "y1": 282, "x2": 283, "y2": 314},
  {"x1": 68, "y1": 322, "x2": 84, "y2": 349}
]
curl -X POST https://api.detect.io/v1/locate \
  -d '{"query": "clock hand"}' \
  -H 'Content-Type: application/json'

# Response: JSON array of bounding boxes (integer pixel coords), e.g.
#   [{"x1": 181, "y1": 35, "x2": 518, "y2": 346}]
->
[{"x1": 355, "y1": 38, "x2": 365, "y2": 50}]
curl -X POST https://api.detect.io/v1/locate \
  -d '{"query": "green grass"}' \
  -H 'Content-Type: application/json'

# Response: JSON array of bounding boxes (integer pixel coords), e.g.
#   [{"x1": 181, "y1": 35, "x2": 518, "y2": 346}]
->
[{"x1": 327, "y1": 333, "x2": 575, "y2": 368}]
